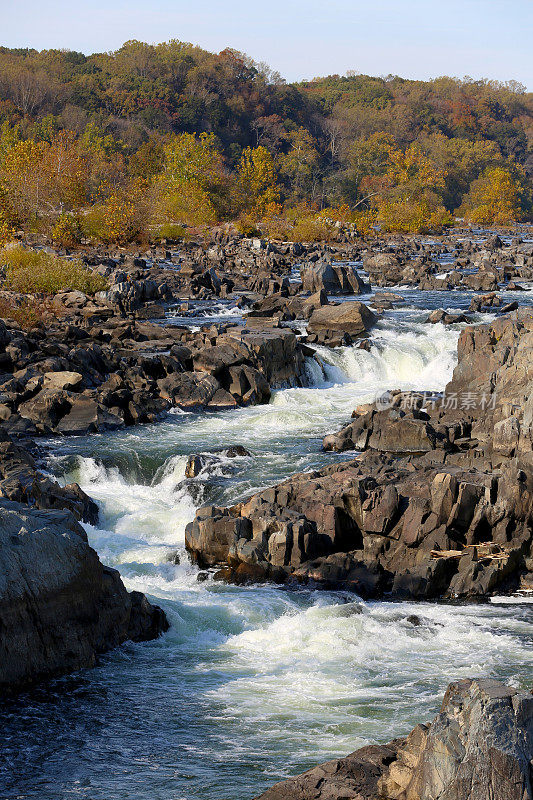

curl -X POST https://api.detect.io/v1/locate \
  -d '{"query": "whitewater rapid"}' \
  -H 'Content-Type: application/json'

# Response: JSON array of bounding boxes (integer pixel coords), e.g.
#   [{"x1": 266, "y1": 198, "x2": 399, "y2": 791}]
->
[{"x1": 5, "y1": 306, "x2": 531, "y2": 800}]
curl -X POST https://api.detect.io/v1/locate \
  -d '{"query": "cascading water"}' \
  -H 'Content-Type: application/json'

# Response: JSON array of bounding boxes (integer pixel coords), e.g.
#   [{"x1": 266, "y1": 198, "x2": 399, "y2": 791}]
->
[{"x1": 2, "y1": 301, "x2": 532, "y2": 800}]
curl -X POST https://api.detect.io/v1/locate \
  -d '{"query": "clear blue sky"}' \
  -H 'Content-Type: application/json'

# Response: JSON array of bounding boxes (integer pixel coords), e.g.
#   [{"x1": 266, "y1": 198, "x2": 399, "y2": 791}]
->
[{"x1": 3, "y1": 0, "x2": 532, "y2": 88}]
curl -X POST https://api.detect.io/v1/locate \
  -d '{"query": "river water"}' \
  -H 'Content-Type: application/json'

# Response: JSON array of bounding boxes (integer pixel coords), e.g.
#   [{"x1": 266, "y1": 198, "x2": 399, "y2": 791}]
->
[{"x1": 2, "y1": 285, "x2": 533, "y2": 800}]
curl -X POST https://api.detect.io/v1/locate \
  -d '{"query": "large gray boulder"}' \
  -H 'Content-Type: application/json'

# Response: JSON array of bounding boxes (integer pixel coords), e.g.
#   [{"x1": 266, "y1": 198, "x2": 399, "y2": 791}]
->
[
  {"x1": 307, "y1": 301, "x2": 377, "y2": 340},
  {"x1": 301, "y1": 261, "x2": 368, "y2": 295},
  {"x1": 0, "y1": 499, "x2": 168, "y2": 693},
  {"x1": 255, "y1": 678, "x2": 533, "y2": 800}
]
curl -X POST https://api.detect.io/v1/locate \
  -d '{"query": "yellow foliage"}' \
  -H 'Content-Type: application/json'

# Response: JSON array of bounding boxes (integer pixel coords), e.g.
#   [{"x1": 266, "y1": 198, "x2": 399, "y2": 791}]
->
[
  {"x1": 353, "y1": 209, "x2": 378, "y2": 237},
  {"x1": 459, "y1": 167, "x2": 523, "y2": 225},
  {"x1": 84, "y1": 178, "x2": 153, "y2": 244},
  {"x1": 0, "y1": 131, "x2": 87, "y2": 223},
  {"x1": 316, "y1": 204, "x2": 354, "y2": 223},
  {"x1": 0, "y1": 247, "x2": 107, "y2": 295},
  {"x1": 162, "y1": 181, "x2": 217, "y2": 227},
  {"x1": 235, "y1": 212, "x2": 261, "y2": 237},
  {"x1": 0, "y1": 215, "x2": 15, "y2": 246},
  {"x1": 292, "y1": 216, "x2": 337, "y2": 242},
  {"x1": 153, "y1": 223, "x2": 189, "y2": 241},
  {"x1": 385, "y1": 142, "x2": 446, "y2": 192},
  {"x1": 237, "y1": 146, "x2": 279, "y2": 215},
  {"x1": 377, "y1": 198, "x2": 452, "y2": 234},
  {"x1": 157, "y1": 132, "x2": 225, "y2": 225},
  {"x1": 51, "y1": 213, "x2": 82, "y2": 247},
  {"x1": 261, "y1": 216, "x2": 292, "y2": 241}
]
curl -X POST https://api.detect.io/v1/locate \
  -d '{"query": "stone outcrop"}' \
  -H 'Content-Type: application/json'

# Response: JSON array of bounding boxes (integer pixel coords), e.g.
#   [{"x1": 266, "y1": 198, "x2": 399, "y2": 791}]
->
[
  {"x1": 185, "y1": 448, "x2": 533, "y2": 599},
  {"x1": 255, "y1": 678, "x2": 533, "y2": 800},
  {"x1": 0, "y1": 429, "x2": 98, "y2": 522},
  {"x1": 0, "y1": 499, "x2": 168, "y2": 693},
  {"x1": 0, "y1": 314, "x2": 308, "y2": 437},
  {"x1": 185, "y1": 310, "x2": 533, "y2": 600}
]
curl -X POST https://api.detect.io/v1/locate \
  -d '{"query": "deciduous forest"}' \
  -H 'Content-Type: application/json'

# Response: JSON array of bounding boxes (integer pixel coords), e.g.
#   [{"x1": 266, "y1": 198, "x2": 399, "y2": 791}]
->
[{"x1": 0, "y1": 39, "x2": 532, "y2": 244}]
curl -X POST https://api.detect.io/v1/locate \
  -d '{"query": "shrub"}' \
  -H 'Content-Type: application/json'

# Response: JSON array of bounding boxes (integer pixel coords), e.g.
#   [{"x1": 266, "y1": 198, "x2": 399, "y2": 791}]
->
[
  {"x1": 458, "y1": 167, "x2": 525, "y2": 226},
  {"x1": 83, "y1": 194, "x2": 145, "y2": 244},
  {"x1": 51, "y1": 213, "x2": 82, "y2": 247},
  {"x1": 0, "y1": 219, "x2": 16, "y2": 246},
  {"x1": 292, "y1": 216, "x2": 337, "y2": 242},
  {"x1": 261, "y1": 215, "x2": 293, "y2": 241},
  {"x1": 153, "y1": 223, "x2": 189, "y2": 241},
  {"x1": 0, "y1": 247, "x2": 108, "y2": 295},
  {"x1": 353, "y1": 209, "x2": 378, "y2": 237},
  {"x1": 377, "y1": 198, "x2": 453, "y2": 234},
  {"x1": 235, "y1": 212, "x2": 261, "y2": 237}
]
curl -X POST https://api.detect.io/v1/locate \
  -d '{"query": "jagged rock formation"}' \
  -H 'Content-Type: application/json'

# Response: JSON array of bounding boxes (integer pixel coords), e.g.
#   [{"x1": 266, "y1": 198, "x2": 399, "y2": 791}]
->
[
  {"x1": 185, "y1": 309, "x2": 533, "y2": 599},
  {"x1": 0, "y1": 499, "x2": 168, "y2": 693},
  {"x1": 255, "y1": 678, "x2": 533, "y2": 800},
  {"x1": 306, "y1": 301, "x2": 377, "y2": 346},
  {"x1": 0, "y1": 314, "x2": 308, "y2": 437}
]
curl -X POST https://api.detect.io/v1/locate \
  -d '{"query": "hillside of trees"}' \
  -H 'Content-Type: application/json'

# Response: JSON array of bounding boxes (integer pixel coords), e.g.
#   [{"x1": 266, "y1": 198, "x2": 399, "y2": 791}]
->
[{"x1": 0, "y1": 39, "x2": 532, "y2": 245}]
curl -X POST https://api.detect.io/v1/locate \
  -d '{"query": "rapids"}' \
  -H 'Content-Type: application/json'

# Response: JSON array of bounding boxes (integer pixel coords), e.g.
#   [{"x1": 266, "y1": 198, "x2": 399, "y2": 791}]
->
[{"x1": 2, "y1": 291, "x2": 532, "y2": 800}]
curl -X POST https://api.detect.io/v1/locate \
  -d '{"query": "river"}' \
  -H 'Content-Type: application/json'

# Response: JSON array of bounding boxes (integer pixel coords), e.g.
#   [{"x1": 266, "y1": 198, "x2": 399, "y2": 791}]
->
[{"x1": 2, "y1": 284, "x2": 533, "y2": 800}]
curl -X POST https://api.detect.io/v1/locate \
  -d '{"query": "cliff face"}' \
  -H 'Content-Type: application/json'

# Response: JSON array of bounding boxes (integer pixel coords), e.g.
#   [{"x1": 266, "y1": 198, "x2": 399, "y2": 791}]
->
[
  {"x1": 255, "y1": 678, "x2": 533, "y2": 800},
  {"x1": 0, "y1": 499, "x2": 168, "y2": 693}
]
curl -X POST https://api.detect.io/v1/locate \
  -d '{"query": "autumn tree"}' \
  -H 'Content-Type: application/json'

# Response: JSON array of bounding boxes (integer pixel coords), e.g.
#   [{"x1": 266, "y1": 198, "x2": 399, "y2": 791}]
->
[
  {"x1": 279, "y1": 127, "x2": 320, "y2": 200},
  {"x1": 458, "y1": 167, "x2": 526, "y2": 225},
  {"x1": 420, "y1": 133, "x2": 502, "y2": 210},
  {"x1": 344, "y1": 132, "x2": 395, "y2": 205},
  {"x1": 0, "y1": 130, "x2": 86, "y2": 222},
  {"x1": 236, "y1": 146, "x2": 279, "y2": 216},
  {"x1": 157, "y1": 132, "x2": 227, "y2": 225}
]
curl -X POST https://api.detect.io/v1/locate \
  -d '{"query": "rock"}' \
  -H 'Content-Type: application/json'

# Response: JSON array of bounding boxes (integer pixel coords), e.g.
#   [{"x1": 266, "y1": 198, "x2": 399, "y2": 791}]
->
[
  {"x1": 380, "y1": 678, "x2": 533, "y2": 800},
  {"x1": 427, "y1": 309, "x2": 469, "y2": 325},
  {"x1": 18, "y1": 387, "x2": 72, "y2": 432},
  {"x1": 301, "y1": 261, "x2": 368, "y2": 295},
  {"x1": 42, "y1": 370, "x2": 83, "y2": 392},
  {"x1": 0, "y1": 499, "x2": 168, "y2": 693},
  {"x1": 445, "y1": 308, "x2": 533, "y2": 457},
  {"x1": 0, "y1": 435, "x2": 99, "y2": 524},
  {"x1": 323, "y1": 408, "x2": 451, "y2": 454},
  {"x1": 157, "y1": 372, "x2": 220, "y2": 409},
  {"x1": 55, "y1": 395, "x2": 125, "y2": 435},
  {"x1": 483, "y1": 233, "x2": 504, "y2": 250},
  {"x1": 307, "y1": 301, "x2": 377, "y2": 342},
  {"x1": 54, "y1": 290, "x2": 89, "y2": 308},
  {"x1": 363, "y1": 252, "x2": 404, "y2": 285},
  {"x1": 185, "y1": 445, "x2": 251, "y2": 478},
  {"x1": 255, "y1": 678, "x2": 533, "y2": 800},
  {"x1": 255, "y1": 743, "x2": 402, "y2": 800}
]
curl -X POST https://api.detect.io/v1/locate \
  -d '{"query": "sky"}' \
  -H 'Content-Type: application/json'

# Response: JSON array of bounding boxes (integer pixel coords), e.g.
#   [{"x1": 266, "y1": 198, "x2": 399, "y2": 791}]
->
[{"x1": 2, "y1": 0, "x2": 532, "y2": 89}]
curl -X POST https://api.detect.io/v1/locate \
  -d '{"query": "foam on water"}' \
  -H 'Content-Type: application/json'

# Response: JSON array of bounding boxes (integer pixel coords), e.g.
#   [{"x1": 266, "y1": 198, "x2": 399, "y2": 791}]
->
[{"x1": 4, "y1": 306, "x2": 532, "y2": 800}]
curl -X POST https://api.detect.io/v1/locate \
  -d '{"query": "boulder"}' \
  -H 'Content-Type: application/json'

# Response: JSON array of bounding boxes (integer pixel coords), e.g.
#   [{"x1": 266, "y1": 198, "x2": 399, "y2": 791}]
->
[
  {"x1": 0, "y1": 499, "x2": 168, "y2": 693},
  {"x1": 301, "y1": 261, "x2": 368, "y2": 295},
  {"x1": 55, "y1": 395, "x2": 125, "y2": 435},
  {"x1": 43, "y1": 370, "x2": 83, "y2": 392},
  {"x1": 307, "y1": 301, "x2": 377, "y2": 342},
  {"x1": 255, "y1": 678, "x2": 533, "y2": 800}
]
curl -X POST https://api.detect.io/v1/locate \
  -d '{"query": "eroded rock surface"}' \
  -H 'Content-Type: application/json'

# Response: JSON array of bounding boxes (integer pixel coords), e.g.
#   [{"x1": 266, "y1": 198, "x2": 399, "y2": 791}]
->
[
  {"x1": 0, "y1": 499, "x2": 168, "y2": 693},
  {"x1": 255, "y1": 678, "x2": 533, "y2": 800},
  {"x1": 186, "y1": 309, "x2": 533, "y2": 599}
]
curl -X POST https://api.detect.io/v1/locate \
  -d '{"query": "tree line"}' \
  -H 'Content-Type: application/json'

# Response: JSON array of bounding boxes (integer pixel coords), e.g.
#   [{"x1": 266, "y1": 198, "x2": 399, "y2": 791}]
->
[{"x1": 0, "y1": 39, "x2": 531, "y2": 244}]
